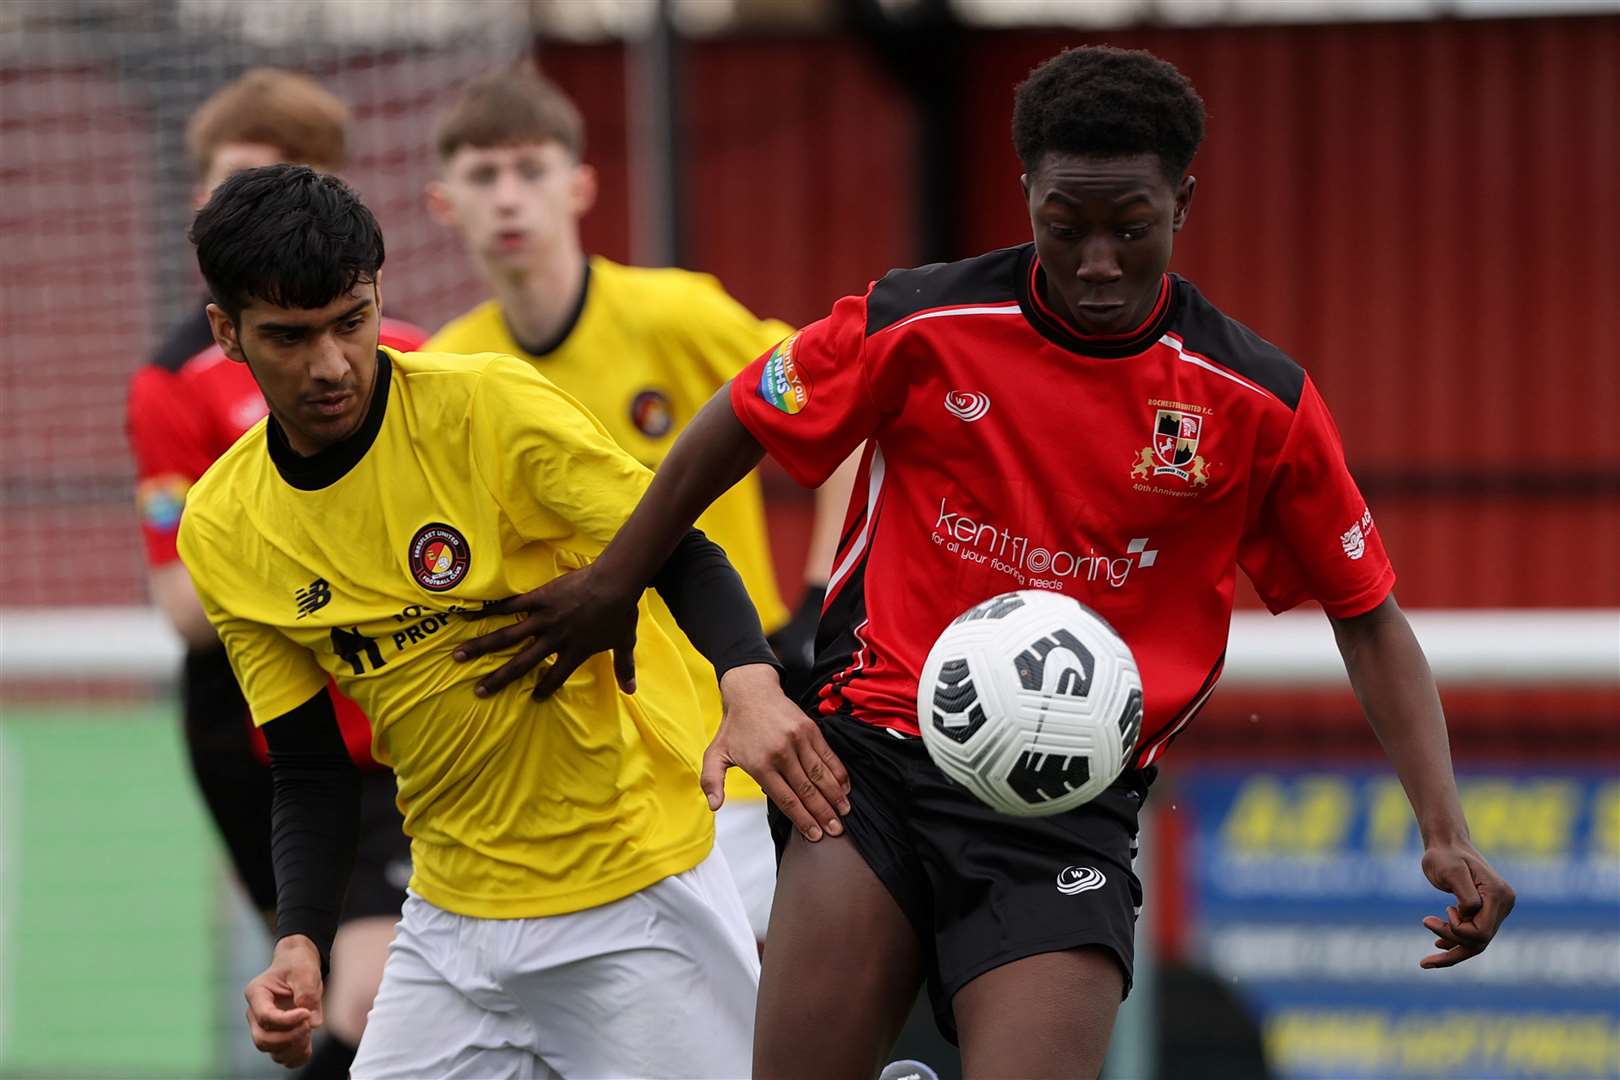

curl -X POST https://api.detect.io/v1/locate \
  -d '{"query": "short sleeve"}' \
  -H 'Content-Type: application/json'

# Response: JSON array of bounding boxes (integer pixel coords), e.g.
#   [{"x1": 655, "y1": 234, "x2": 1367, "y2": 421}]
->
[
  {"x1": 467, "y1": 357, "x2": 656, "y2": 555},
  {"x1": 729, "y1": 290, "x2": 879, "y2": 489},
  {"x1": 676, "y1": 274, "x2": 796, "y2": 385},
  {"x1": 127, "y1": 366, "x2": 218, "y2": 566},
  {"x1": 178, "y1": 518, "x2": 327, "y2": 724},
  {"x1": 1239, "y1": 377, "x2": 1396, "y2": 618},
  {"x1": 379, "y1": 317, "x2": 430, "y2": 352}
]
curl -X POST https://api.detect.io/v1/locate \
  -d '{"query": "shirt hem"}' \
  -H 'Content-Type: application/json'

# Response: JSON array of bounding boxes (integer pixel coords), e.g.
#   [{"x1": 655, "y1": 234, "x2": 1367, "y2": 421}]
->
[
  {"x1": 406, "y1": 831, "x2": 714, "y2": 920},
  {"x1": 1317, "y1": 568, "x2": 1397, "y2": 620}
]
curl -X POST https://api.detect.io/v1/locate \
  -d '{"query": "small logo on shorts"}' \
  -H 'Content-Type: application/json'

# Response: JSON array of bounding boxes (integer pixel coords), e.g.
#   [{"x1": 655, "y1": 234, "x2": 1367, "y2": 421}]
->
[
  {"x1": 1056, "y1": 865, "x2": 1106, "y2": 895},
  {"x1": 408, "y1": 522, "x2": 470, "y2": 592}
]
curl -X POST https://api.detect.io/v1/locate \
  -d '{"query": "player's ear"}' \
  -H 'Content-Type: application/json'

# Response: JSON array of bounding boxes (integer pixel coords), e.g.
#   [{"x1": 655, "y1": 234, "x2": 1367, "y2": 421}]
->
[
  {"x1": 371, "y1": 272, "x2": 383, "y2": 317},
  {"x1": 425, "y1": 179, "x2": 456, "y2": 228},
  {"x1": 570, "y1": 162, "x2": 597, "y2": 218},
  {"x1": 205, "y1": 303, "x2": 247, "y2": 364},
  {"x1": 1172, "y1": 174, "x2": 1196, "y2": 232}
]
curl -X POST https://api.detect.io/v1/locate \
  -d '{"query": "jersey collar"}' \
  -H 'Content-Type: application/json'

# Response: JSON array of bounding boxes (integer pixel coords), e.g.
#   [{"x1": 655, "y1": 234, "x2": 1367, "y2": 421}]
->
[
  {"x1": 266, "y1": 350, "x2": 392, "y2": 491},
  {"x1": 1016, "y1": 246, "x2": 1177, "y2": 359},
  {"x1": 505, "y1": 258, "x2": 592, "y2": 358}
]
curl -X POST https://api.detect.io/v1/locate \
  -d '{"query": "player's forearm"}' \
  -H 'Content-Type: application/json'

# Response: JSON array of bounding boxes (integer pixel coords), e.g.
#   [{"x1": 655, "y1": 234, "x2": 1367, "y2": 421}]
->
[
  {"x1": 802, "y1": 449, "x2": 861, "y2": 587},
  {"x1": 149, "y1": 562, "x2": 220, "y2": 649},
  {"x1": 1332, "y1": 595, "x2": 1470, "y2": 846},
  {"x1": 263, "y1": 690, "x2": 361, "y2": 972},
  {"x1": 596, "y1": 390, "x2": 765, "y2": 600},
  {"x1": 651, "y1": 528, "x2": 779, "y2": 678}
]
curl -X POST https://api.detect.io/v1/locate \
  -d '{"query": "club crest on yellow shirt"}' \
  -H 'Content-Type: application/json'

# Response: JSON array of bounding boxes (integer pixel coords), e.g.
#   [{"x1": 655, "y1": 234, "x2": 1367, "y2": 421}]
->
[
  {"x1": 629, "y1": 389, "x2": 674, "y2": 438},
  {"x1": 409, "y1": 522, "x2": 470, "y2": 592}
]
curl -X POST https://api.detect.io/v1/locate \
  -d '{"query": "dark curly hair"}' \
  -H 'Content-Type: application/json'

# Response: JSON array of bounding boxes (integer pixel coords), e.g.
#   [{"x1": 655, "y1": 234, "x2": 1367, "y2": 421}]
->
[
  {"x1": 1012, "y1": 47, "x2": 1206, "y2": 181},
  {"x1": 191, "y1": 163, "x2": 384, "y2": 320}
]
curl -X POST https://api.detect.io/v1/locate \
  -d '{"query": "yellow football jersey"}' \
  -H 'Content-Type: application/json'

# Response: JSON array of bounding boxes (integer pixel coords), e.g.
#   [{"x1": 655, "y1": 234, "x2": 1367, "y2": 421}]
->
[
  {"x1": 427, "y1": 257, "x2": 791, "y2": 803},
  {"x1": 178, "y1": 348, "x2": 713, "y2": 920}
]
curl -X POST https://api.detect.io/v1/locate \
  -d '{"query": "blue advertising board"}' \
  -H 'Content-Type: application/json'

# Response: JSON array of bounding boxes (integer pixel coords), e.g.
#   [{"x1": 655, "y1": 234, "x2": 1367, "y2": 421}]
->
[{"x1": 1179, "y1": 768, "x2": 1620, "y2": 1080}]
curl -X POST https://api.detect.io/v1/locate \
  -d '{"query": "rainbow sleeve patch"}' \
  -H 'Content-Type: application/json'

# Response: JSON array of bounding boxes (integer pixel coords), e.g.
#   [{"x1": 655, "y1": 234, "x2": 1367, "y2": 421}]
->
[
  {"x1": 757, "y1": 334, "x2": 810, "y2": 415},
  {"x1": 136, "y1": 474, "x2": 191, "y2": 533}
]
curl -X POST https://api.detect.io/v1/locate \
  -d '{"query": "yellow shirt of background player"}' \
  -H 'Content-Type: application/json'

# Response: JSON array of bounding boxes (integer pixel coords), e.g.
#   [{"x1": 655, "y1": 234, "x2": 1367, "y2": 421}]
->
[
  {"x1": 428, "y1": 256, "x2": 791, "y2": 803},
  {"x1": 178, "y1": 348, "x2": 712, "y2": 920}
]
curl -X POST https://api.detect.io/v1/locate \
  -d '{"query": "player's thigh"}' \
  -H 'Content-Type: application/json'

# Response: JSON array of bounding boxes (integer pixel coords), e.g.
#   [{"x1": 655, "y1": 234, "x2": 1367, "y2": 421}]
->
[
  {"x1": 756, "y1": 829, "x2": 924, "y2": 1080},
  {"x1": 183, "y1": 741, "x2": 279, "y2": 916},
  {"x1": 713, "y1": 795, "x2": 776, "y2": 941},
  {"x1": 325, "y1": 915, "x2": 397, "y2": 1043},
  {"x1": 343, "y1": 768, "x2": 412, "y2": 923},
  {"x1": 504, "y1": 852, "x2": 760, "y2": 1079},
  {"x1": 952, "y1": 946, "x2": 1125, "y2": 1080},
  {"x1": 327, "y1": 771, "x2": 410, "y2": 1040},
  {"x1": 351, "y1": 897, "x2": 538, "y2": 1080}
]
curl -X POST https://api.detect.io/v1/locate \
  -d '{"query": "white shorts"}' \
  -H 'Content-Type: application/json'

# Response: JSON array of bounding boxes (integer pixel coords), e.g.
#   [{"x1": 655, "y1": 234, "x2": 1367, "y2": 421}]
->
[
  {"x1": 713, "y1": 799, "x2": 776, "y2": 941},
  {"x1": 351, "y1": 850, "x2": 759, "y2": 1079}
]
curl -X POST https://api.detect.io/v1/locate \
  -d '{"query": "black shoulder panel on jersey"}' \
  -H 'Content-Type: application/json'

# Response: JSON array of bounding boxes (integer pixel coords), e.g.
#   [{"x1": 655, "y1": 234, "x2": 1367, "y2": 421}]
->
[
  {"x1": 150, "y1": 302, "x2": 217, "y2": 372},
  {"x1": 1170, "y1": 277, "x2": 1306, "y2": 410},
  {"x1": 865, "y1": 244, "x2": 1027, "y2": 337}
]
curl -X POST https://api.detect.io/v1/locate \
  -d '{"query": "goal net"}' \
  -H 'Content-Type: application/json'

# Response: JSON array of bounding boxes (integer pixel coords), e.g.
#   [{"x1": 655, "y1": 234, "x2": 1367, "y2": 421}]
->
[{"x1": 1, "y1": 3, "x2": 530, "y2": 1074}]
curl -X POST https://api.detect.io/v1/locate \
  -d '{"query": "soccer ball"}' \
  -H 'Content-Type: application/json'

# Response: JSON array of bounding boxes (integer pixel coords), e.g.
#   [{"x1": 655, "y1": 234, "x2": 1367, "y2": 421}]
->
[{"x1": 916, "y1": 591, "x2": 1143, "y2": 817}]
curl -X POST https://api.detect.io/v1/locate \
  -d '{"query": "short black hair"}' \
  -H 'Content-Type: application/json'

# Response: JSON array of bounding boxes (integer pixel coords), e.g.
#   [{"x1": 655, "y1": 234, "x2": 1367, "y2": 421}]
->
[
  {"x1": 1012, "y1": 46, "x2": 1206, "y2": 181},
  {"x1": 190, "y1": 163, "x2": 384, "y2": 320}
]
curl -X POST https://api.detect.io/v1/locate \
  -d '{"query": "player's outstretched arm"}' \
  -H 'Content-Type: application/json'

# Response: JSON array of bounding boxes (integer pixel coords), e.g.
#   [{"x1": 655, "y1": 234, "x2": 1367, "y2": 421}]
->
[
  {"x1": 452, "y1": 391, "x2": 852, "y2": 838},
  {"x1": 704, "y1": 661, "x2": 851, "y2": 841},
  {"x1": 1331, "y1": 593, "x2": 1516, "y2": 968},
  {"x1": 653, "y1": 526, "x2": 852, "y2": 839},
  {"x1": 246, "y1": 689, "x2": 361, "y2": 1068},
  {"x1": 456, "y1": 388, "x2": 767, "y2": 697}
]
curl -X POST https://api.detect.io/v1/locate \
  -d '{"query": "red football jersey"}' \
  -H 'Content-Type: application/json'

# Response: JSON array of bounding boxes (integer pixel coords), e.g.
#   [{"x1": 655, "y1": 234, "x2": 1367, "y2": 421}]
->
[
  {"x1": 732, "y1": 245, "x2": 1394, "y2": 767},
  {"x1": 128, "y1": 305, "x2": 428, "y2": 766}
]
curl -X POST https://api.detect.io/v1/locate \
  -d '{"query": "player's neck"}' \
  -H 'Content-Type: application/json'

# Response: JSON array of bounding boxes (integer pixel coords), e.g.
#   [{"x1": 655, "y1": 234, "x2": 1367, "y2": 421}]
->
[{"x1": 490, "y1": 245, "x2": 588, "y2": 354}]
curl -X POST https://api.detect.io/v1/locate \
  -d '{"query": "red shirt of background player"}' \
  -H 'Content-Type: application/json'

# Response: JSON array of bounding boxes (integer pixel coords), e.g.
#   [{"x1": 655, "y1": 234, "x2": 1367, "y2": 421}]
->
[{"x1": 127, "y1": 305, "x2": 428, "y2": 765}]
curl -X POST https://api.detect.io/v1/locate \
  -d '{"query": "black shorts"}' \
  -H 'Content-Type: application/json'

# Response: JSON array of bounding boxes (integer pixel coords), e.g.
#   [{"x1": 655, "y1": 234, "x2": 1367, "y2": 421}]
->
[
  {"x1": 182, "y1": 649, "x2": 411, "y2": 922},
  {"x1": 768, "y1": 712, "x2": 1151, "y2": 1045}
]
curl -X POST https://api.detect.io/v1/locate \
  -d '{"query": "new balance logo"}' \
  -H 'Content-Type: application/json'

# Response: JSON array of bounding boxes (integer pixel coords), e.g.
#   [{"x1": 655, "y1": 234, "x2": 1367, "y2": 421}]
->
[
  {"x1": 1056, "y1": 866, "x2": 1106, "y2": 895},
  {"x1": 944, "y1": 391, "x2": 990, "y2": 422},
  {"x1": 294, "y1": 578, "x2": 332, "y2": 619}
]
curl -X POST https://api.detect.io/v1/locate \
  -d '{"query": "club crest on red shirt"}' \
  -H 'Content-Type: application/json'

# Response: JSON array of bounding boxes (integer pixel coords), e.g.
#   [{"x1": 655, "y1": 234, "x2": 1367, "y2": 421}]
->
[{"x1": 1132, "y1": 402, "x2": 1212, "y2": 489}]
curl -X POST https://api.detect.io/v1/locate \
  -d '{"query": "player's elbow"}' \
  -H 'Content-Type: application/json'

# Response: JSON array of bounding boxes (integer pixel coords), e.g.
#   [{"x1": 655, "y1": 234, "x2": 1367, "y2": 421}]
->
[{"x1": 149, "y1": 563, "x2": 219, "y2": 649}]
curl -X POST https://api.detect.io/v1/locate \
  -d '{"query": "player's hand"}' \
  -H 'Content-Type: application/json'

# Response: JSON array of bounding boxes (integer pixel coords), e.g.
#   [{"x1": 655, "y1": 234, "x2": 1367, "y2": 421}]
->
[
  {"x1": 454, "y1": 566, "x2": 640, "y2": 700},
  {"x1": 1418, "y1": 838, "x2": 1515, "y2": 969},
  {"x1": 244, "y1": 935, "x2": 324, "y2": 1068},
  {"x1": 703, "y1": 663, "x2": 851, "y2": 841}
]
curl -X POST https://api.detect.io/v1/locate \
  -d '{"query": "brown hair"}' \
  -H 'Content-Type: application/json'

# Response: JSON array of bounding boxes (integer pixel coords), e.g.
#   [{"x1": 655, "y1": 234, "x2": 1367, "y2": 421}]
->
[
  {"x1": 186, "y1": 68, "x2": 349, "y2": 176},
  {"x1": 434, "y1": 64, "x2": 585, "y2": 162}
]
